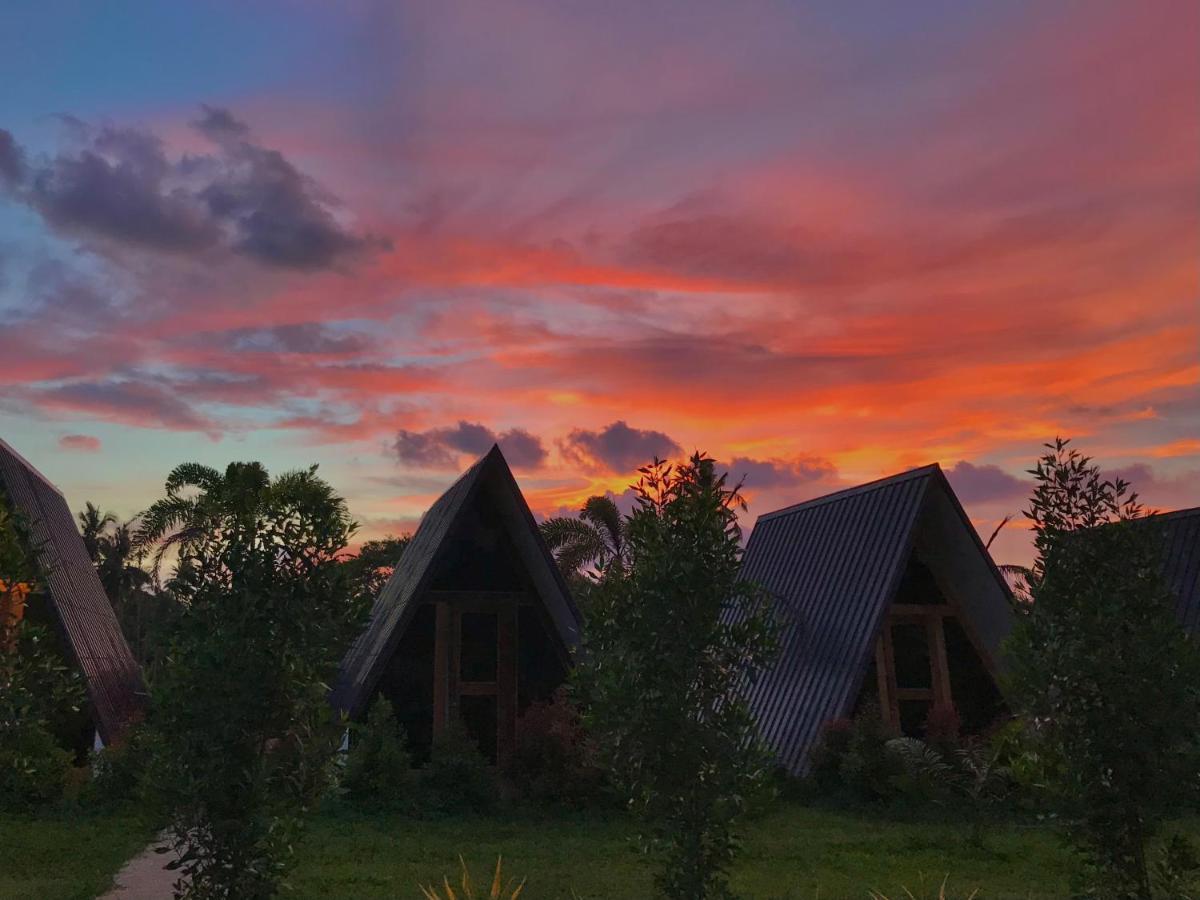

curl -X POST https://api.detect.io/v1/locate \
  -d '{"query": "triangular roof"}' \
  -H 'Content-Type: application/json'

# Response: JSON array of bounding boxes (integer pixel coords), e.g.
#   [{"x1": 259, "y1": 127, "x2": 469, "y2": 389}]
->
[
  {"x1": 331, "y1": 445, "x2": 580, "y2": 717},
  {"x1": 0, "y1": 438, "x2": 145, "y2": 744},
  {"x1": 740, "y1": 464, "x2": 1013, "y2": 774}
]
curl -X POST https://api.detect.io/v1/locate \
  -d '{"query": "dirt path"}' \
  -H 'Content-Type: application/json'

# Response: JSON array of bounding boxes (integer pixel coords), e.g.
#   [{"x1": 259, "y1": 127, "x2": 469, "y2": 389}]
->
[{"x1": 99, "y1": 836, "x2": 180, "y2": 900}]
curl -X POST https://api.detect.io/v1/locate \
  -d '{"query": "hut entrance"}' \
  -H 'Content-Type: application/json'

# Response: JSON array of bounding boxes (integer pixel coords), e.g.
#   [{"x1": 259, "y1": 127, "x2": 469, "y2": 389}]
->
[
  {"x1": 871, "y1": 553, "x2": 1002, "y2": 738},
  {"x1": 431, "y1": 591, "x2": 520, "y2": 766}
]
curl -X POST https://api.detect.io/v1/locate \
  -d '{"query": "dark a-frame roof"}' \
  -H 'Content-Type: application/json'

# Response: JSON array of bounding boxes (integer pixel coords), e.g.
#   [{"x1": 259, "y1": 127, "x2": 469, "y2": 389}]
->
[
  {"x1": 1145, "y1": 506, "x2": 1200, "y2": 634},
  {"x1": 0, "y1": 438, "x2": 145, "y2": 744},
  {"x1": 740, "y1": 464, "x2": 1013, "y2": 775},
  {"x1": 331, "y1": 445, "x2": 581, "y2": 717}
]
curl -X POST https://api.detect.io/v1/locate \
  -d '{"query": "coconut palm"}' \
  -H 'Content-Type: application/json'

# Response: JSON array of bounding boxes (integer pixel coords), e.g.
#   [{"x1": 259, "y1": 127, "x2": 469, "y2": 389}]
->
[
  {"x1": 77, "y1": 501, "x2": 116, "y2": 563},
  {"x1": 540, "y1": 495, "x2": 628, "y2": 581},
  {"x1": 134, "y1": 460, "x2": 355, "y2": 583}
]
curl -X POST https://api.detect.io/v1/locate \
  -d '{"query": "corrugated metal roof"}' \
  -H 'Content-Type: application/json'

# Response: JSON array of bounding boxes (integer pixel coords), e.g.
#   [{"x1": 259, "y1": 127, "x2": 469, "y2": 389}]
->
[
  {"x1": 1149, "y1": 507, "x2": 1200, "y2": 633},
  {"x1": 0, "y1": 438, "x2": 145, "y2": 744},
  {"x1": 741, "y1": 464, "x2": 1011, "y2": 775},
  {"x1": 331, "y1": 445, "x2": 580, "y2": 717}
]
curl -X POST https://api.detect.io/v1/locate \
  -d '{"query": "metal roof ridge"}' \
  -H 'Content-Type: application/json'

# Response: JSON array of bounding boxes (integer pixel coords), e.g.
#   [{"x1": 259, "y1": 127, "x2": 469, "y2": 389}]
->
[
  {"x1": 0, "y1": 437, "x2": 67, "y2": 497},
  {"x1": 756, "y1": 463, "x2": 941, "y2": 522}
]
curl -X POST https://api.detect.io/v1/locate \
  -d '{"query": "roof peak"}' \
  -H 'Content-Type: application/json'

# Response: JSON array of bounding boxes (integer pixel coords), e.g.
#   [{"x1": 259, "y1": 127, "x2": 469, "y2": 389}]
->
[
  {"x1": 757, "y1": 463, "x2": 942, "y2": 522},
  {"x1": 0, "y1": 437, "x2": 66, "y2": 498}
]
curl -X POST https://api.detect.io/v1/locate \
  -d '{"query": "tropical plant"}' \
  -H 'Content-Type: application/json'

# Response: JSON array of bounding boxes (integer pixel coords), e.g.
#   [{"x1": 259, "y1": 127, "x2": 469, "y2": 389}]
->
[
  {"x1": 504, "y1": 687, "x2": 605, "y2": 808},
  {"x1": 868, "y1": 876, "x2": 980, "y2": 900},
  {"x1": 419, "y1": 856, "x2": 526, "y2": 900},
  {"x1": 420, "y1": 720, "x2": 496, "y2": 815},
  {"x1": 576, "y1": 453, "x2": 780, "y2": 899},
  {"x1": 340, "y1": 534, "x2": 410, "y2": 600},
  {"x1": 540, "y1": 495, "x2": 628, "y2": 580},
  {"x1": 78, "y1": 501, "x2": 116, "y2": 563},
  {"x1": 1, "y1": 498, "x2": 84, "y2": 811},
  {"x1": 341, "y1": 696, "x2": 417, "y2": 811},
  {"x1": 1007, "y1": 438, "x2": 1200, "y2": 899},
  {"x1": 137, "y1": 460, "x2": 366, "y2": 899}
]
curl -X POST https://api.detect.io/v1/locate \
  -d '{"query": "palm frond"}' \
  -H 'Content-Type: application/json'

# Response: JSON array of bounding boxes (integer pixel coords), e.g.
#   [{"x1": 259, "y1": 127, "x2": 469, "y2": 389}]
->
[{"x1": 579, "y1": 495, "x2": 624, "y2": 556}]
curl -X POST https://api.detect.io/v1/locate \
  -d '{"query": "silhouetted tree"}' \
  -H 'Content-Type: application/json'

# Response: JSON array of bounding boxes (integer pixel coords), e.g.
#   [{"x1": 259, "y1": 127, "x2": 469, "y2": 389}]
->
[
  {"x1": 577, "y1": 454, "x2": 780, "y2": 899},
  {"x1": 1008, "y1": 439, "x2": 1200, "y2": 898}
]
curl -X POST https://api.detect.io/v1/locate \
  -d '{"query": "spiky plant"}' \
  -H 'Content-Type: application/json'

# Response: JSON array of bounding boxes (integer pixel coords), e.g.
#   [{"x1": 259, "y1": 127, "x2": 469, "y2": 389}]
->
[
  {"x1": 868, "y1": 875, "x2": 980, "y2": 900},
  {"x1": 419, "y1": 856, "x2": 526, "y2": 900}
]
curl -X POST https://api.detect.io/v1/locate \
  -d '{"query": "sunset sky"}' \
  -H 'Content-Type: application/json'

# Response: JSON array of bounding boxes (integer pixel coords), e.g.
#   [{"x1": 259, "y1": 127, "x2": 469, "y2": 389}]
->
[{"x1": 0, "y1": 1, "x2": 1196, "y2": 565}]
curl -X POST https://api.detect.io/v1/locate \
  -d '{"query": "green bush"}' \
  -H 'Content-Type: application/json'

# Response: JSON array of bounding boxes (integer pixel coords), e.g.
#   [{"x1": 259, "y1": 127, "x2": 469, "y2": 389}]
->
[
  {"x1": 0, "y1": 719, "x2": 72, "y2": 812},
  {"x1": 82, "y1": 723, "x2": 163, "y2": 812},
  {"x1": 504, "y1": 688, "x2": 605, "y2": 808},
  {"x1": 341, "y1": 698, "x2": 419, "y2": 812},
  {"x1": 838, "y1": 706, "x2": 903, "y2": 802},
  {"x1": 420, "y1": 722, "x2": 496, "y2": 815}
]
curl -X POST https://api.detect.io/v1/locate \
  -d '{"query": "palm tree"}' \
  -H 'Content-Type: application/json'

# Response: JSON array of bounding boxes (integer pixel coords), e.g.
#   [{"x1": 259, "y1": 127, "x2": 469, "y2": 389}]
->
[
  {"x1": 78, "y1": 501, "x2": 116, "y2": 563},
  {"x1": 134, "y1": 460, "x2": 354, "y2": 582},
  {"x1": 540, "y1": 495, "x2": 628, "y2": 581}
]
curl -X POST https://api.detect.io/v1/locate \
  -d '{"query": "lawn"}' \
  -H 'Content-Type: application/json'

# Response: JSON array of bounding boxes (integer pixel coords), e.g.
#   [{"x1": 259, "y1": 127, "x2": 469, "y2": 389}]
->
[
  {"x1": 288, "y1": 804, "x2": 1079, "y2": 899},
  {"x1": 0, "y1": 811, "x2": 152, "y2": 900},
  {"x1": 4, "y1": 803, "x2": 1191, "y2": 899}
]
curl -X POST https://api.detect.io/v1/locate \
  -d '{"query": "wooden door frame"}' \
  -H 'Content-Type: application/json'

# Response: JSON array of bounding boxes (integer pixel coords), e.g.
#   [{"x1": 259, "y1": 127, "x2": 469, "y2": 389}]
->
[
  {"x1": 875, "y1": 607, "x2": 953, "y2": 733},
  {"x1": 429, "y1": 591, "x2": 522, "y2": 766}
]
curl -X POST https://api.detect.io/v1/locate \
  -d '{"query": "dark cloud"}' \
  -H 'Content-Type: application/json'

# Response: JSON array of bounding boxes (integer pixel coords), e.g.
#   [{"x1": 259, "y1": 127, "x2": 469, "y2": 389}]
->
[
  {"x1": 38, "y1": 379, "x2": 213, "y2": 432},
  {"x1": 1, "y1": 108, "x2": 384, "y2": 269},
  {"x1": 195, "y1": 108, "x2": 388, "y2": 268},
  {"x1": 0, "y1": 129, "x2": 25, "y2": 188},
  {"x1": 192, "y1": 104, "x2": 251, "y2": 143},
  {"x1": 393, "y1": 420, "x2": 547, "y2": 469},
  {"x1": 25, "y1": 126, "x2": 221, "y2": 252},
  {"x1": 228, "y1": 323, "x2": 367, "y2": 355},
  {"x1": 724, "y1": 454, "x2": 836, "y2": 490},
  {"x1": 945, "y1": 460, "x2": 1026, "y2": 505},
  {"x1": 559, "y1": 420, "x2": 682, "y2": 473}
]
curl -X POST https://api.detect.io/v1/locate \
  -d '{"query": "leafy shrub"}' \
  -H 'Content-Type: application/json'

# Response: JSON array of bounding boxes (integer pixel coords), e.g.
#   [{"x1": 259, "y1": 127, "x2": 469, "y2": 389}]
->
[
  {"x1": 83, "y1": 723, "x2": 163, "y2": 812},
  {"x1": 504, "y1": 688, "x2": 604, "y2": 808},
  {"x1": 0, "y1": 618, "x2": 84, "y2": 812},
  {"x1": 809, "y1": 717, "x2": 853, "y2": 791},
  {"x1": 838, "y1": 705, "x2": 903, "y2": 802},
  {"x1": 420, "y1": 722, "x2": 496, "y2": 815},
  {"x1": 341, "y1": 697, "x2": 418, "y2": 811},
  {"x1": 0, "y1": 718, "x2": 72, "y2": 811}
]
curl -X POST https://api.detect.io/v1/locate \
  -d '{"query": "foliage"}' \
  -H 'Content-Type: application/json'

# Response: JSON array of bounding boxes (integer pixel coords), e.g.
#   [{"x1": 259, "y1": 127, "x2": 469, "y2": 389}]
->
[
  {"x1": 0, "y1": 714, "x2": 73, "y2": 812},
  {"x1": 79, "y1": 503, "x2": 180, "y2": 672},
  {"x1": 836, "y1": 704, "x2": 903, "y2": 802},
  {"x1": 419, "y1": 855, "x2": 527, "y2": 900},
  {"x1": 808, "y1": 717, "x2": 855, "y2": 792},
  {"x1": 504, "y1": 687, "x2": 605, "y2": 808},
  {"x1": 341, "y1": 697, "x2": 418, "y2": 812},
  {"x1": 421, "y1": 721, "x2": 497, "y2": 816},
  {"x1": 541, "y1": 495, "x2": 628, "y2": 608},
  {"x1": 340, "y1": 534, "x2": 411, "y2": 601},
  {"x1": 82, "y1": 722, "x2": 165, "y2": 812},
  {"x1": 1007, "y1": 438, "x2": 1200, "y2": 899},
  {"x1": 0, "y1": 501, "x2": 84, "y2": 812},
  {"x1": 1150, "y1": 834, "x2": 1200, "y2": 899},
  {"x1": 137, "y1": 460, "x2": 366, "y2": 899},
  {"x1": 576, "y1": 453, "x2": 781, "y2": 899}
]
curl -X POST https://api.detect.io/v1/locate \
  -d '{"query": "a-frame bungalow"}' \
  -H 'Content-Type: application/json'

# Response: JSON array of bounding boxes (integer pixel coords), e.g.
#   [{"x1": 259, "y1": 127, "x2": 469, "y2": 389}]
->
[
  {"x1": 0, "y1": 437, "x2": 145, "y2": 749},
  {"x1": 332, "y1": 445, "x2": 581, "y2": 765},
  {"x1": 740, "y1": 464, "x2": 1014, "y2": 776}
]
